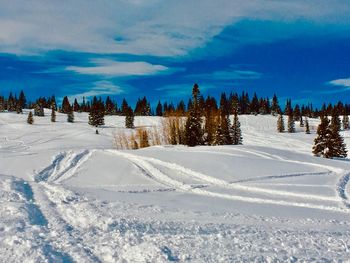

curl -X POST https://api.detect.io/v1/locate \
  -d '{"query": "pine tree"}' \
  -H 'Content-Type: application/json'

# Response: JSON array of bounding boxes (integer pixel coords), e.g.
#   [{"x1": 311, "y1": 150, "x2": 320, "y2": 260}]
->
[
  {"x1": 312, "y1": 115, "x2": 331, "y2": 157},
  {"x1": 343, "y1": 114, "x2": 349, "y2": 130},
  {"x1": 277, "y1": 114, "x2": 284, "y2": 132},
  {"x1": 156, "y1": 101, "x2": 163, "y2": 116},
  {"x1": 185, "y1": 84, "x2": 203, "y2": 146},
  {"x1": 215, "y1": 113, "x2": 232, "y2": 145},
  {"x1": 125, "y1": 106, "x2": 135, "y2": 128},
  {"x1": 51, "y1": 104, "x2": 56, "y2": 122},
  {"x1": 67, "y1": 108, "x2": 74, "y2": 123},
  {"x1": 231, "y1": 110, "x2": 243, "y2": 145},
  {"x1": 34, "y1": 103, "x2": 44, "y2": 116},
  {"x1": 61, "y1": 96, "x2": 71, "y2": 113},
  {"x1": 18, "y1": 90, "x2": 26, "y2": 109},
  {"x1": 27, "y1": 111, "x2": 34, "y2": 124},
  {"x1": 271, "y1": 94, "x2": 280, "y2": 116},
  {"x1": 327, "y1": 110, "x2": 347, "y2": 158},
  {"x1": 203, "y1": 106, "x2": 217, "y2": 145},
  {"x1": 88, "y1": 97, "x2": 105, "y2": 127},
  {"x1": 287, "y1": 112, "x2": 295, "y2": 133},
  {"x1": 305, "y1": 117, "x2": 310, "y2": 134},
  {"x1": 73, "y1": 98, "x2": 80, "y2": 112}
]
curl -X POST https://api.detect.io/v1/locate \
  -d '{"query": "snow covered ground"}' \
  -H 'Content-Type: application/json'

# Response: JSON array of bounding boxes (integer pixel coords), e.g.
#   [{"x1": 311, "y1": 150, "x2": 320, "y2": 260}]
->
[{"x1": 1, "y1": 110, "x2": 350, "y2": 262}]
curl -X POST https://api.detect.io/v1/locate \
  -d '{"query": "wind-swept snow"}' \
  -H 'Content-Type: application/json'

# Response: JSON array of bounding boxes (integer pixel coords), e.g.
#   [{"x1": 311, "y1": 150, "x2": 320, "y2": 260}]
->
[{"x1": 1, "y1": 110, "x2": 350, "y2": 261}]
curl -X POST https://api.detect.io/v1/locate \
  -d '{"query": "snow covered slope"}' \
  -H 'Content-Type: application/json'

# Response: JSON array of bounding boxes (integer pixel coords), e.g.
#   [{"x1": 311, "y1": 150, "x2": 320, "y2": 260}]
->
[{"x1": 1, "y1": 110, "x2": 350, "y2": 262}]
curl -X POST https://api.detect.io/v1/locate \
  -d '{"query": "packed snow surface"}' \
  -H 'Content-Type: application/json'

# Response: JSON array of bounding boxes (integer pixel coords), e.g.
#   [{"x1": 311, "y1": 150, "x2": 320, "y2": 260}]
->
[{"x1": 1, "y1": 110, "x2": 350, "y2": 262}]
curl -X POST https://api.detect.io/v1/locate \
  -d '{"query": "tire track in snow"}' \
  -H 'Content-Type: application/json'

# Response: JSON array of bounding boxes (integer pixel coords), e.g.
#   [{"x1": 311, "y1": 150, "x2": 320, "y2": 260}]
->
[
  {"x1": 35, "y1": 150, "x2": 93, "y2": 183},
  {"x1": 30, "y1": 182, "x2": 101, "y2": 263},
  {"x1": 141, "y1": 155, "x2": 338, "y2": 202},
  {"x1": 30, "y1": 150, "x2": 99, "y2": 261},
  {"x1": 230, "y1": 171, "x2": 331, "y2": 184},
  {"x1": 107, "y1": 150, "x2": 348, "y2": 213},
  {"x1": 337, "y1": 173, "x2": 350, "y2": 209}
]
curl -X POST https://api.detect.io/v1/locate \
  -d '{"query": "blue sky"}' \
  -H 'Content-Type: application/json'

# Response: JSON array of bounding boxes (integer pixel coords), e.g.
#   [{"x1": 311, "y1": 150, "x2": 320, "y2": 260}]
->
[{"x1": 0, "y1": 0, "x2": 350, "y2": 107}]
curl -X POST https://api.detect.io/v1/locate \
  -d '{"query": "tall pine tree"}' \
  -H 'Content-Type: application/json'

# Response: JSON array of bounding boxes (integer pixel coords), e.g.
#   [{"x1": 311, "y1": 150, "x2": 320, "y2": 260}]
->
[
  {"x1": 312, "y1": 115, "x2": 331, "y2": 157},
  {"x1": 185, "y1": 84, "x2": 203, "y2": 147},
  {"x1": 277, "y1": 114, "x2": 284, "y2": 132},
  {"x1": 27, "y1": 111, "x2": 34, "y2": 124},
  {"x1": 231, "y1": 109, "x2": 243, "y2": 145},
  {"x1": 327, "y1": 109, "x2": 347, "y2": 158},
  {"x1": 88, "y1": 96, "x2": 105, "y2": 127}
]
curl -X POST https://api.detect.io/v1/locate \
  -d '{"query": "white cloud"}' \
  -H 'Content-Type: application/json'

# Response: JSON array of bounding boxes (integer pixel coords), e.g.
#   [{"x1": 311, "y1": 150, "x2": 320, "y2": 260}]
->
[
  {"x1": 187, "y1": 69, "x2": 262, "y2": 81},
  {"x1": 327, "y1": 78, "x2": 350, "y2": 88},
  {"x1": 68, "y1": 81, "x2": 124, "y2": 102},
  {"x1": 65, "y1": 59, "x2": 170, "y2": 77},
  {"x1": 0, "y1": 1, "x2": 349, "y2": 56}
]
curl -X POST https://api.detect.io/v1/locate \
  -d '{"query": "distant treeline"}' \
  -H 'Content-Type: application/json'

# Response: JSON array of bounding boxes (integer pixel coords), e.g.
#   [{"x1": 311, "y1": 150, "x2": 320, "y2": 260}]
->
[{"x1": 1, "y1": 88, "x2": 350, "y2": 118}]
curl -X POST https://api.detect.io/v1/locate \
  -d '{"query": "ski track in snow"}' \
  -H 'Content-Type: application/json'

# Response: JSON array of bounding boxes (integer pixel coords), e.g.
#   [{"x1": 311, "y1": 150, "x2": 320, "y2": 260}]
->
[
  {"x1": 106, "y1": 150, "x2": 349, "y2": 213},
  {"x1": 35, "y1": 150, "x2": 93, "y2": 183}
]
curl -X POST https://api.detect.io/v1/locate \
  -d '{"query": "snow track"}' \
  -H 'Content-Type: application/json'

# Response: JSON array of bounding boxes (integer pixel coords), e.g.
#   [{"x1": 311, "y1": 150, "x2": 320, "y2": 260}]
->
[
  {"x1": 35, "y1": 150, "x2": 93, "y2": 183},
  {"x1": 29, "y1": 182, "x2": 100, "y2": 262},
  {"x1": 107, "y1": 150, "x2": 348, "y2": 213},
  {"x1": 337, "y1": 173, "x2": 350, "y2": 208}
]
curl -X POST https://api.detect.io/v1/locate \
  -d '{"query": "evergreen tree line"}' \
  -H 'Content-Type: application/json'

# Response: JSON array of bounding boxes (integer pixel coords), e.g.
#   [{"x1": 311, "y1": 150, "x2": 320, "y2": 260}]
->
[
  {"x1": 3, "y1": 89, "x2": 350, "y2": 119},
  {"x1": 1, "y1": 87, "x2": 349, "y2": 155}
]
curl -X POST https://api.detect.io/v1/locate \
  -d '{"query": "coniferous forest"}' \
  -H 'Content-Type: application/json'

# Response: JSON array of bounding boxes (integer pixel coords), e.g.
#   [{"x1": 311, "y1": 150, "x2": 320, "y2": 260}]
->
[{"x1": 1, "y1": 83, "x2": 349, "y2": 158}]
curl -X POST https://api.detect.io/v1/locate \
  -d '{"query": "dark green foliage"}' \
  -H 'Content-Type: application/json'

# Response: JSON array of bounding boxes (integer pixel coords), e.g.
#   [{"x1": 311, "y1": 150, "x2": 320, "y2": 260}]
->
[
  {"x1": 215, "y1": 114, "x2": 231, "y2": 145},
  {"x1": 277, "y1": 114, "x2": 284, "y2": 132},
  {"x1": 27, "y1": 111, "x2": 34, "y2": 124},
  {"x1": 18, "y1": 90, "x2": 26, "y2": 109},
  {"x1": 0, "y1": 96, "x2": 5, "y2": 112},
  {"x1": 185, "y1": 84, "x2": 203, "y2": 147},
  {"x1": 250, "y1": 93, "x2": 259, "y2": 115},
  {"x1": 105, "y1": 96, "x2": 116, "y2": 115},
  {"x1": 156, "y1": 101, "x2": 163, "y2": 116},
  {"x1": 88, "y1": 96, "x2": 105, "y2": 127},
  {"x1": 284, "y1": 99, "x2": 292, "y2": 116},
  {"x1": 61, "y1": 96, "x2": 71, "y2": 114},
  {"x1": 327, "y1": 110, "x2": 347, "y2": 158},
  {"x1": 305, "y1": 118, "x2": 310, "y2": 134},
  {"x1": 271, "y1": 94, "x2": 280, "y2": 116},
  {"x1": 67, "y1": 108, "x2": 74, "y2": 123},
  {"x1": 232, "y1": 111, "x2": 243, "y2": 145},
  {"x1": 134, "y1": 97, "x2": 151, "y2": 116},
  {"x1": 287, "y1": 112, "x2": 295, "y2": 133},
  {"x1": 313, "y1": 115, "x2": 330, "y2": 157},
  {"x1": 51, "y1": 104, "x2": 56, "y2": 122},
  {"x1": 121, "y1": 98, "x2": 129, "y2": 116},
  {"x1": 125, "y1": 106, "x2": 135, "y2": 128},
  {"x1": 73, "y1": 98, "x2": 80, "y2": 112},
  {"x1": 34, "y1": 103, "x2": 44, "y2": 116},
  {"x1": 293, "y1": 104, "x2": 301, "y2": 121},
  {"x1": 300, "y1": 115, "x2": 304, "y2": 127},
  {"x1": 343, "y1": 114, "x2": 349, "y2": 130}
]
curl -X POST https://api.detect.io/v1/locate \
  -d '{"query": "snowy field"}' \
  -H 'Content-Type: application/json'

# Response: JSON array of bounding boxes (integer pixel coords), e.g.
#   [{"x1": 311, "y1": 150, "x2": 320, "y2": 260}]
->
[{"x1": 1, "y1": 110, "x2": 350, "y2": 262}]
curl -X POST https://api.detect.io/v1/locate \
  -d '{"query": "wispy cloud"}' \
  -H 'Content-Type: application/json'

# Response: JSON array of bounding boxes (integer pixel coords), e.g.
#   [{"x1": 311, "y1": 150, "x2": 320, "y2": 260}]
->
[
  {"x1": 327, "y1": 77, "x2": 350, "y2": 88},
  {"x1": 68, "y1": 80, "x2": 124, "y2": 102},
  {"x1": 65, "y1": 59, "x2": 171, "y2": 77},
  {"x1": 0, "y1": 1, "x2": 349, "y2": 56},
  {"x1": 187, "y1": 68, "x2": 262, "y2": 81}
]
